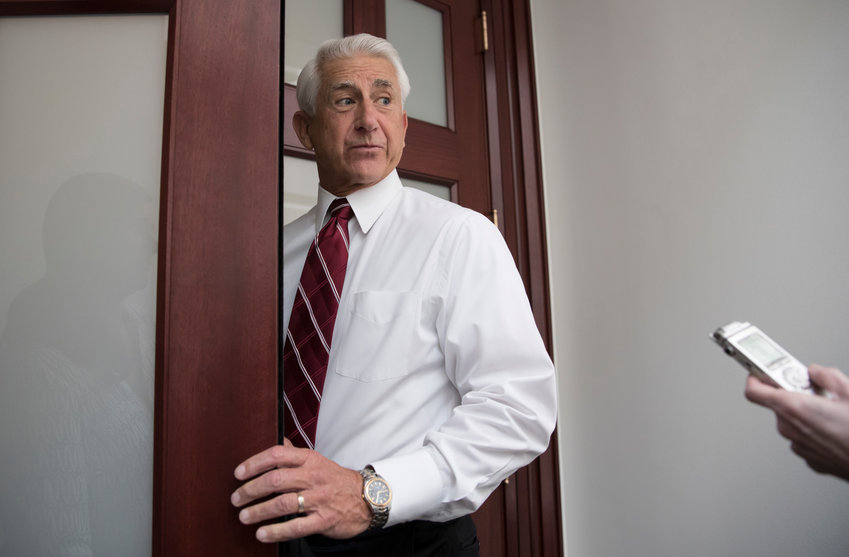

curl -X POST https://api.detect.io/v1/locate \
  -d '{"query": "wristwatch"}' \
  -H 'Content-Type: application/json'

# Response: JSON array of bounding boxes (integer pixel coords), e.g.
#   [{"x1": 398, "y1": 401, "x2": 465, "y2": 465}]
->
[{"x1": 359, "y1": 465, "x2": 392, "y2": 530}]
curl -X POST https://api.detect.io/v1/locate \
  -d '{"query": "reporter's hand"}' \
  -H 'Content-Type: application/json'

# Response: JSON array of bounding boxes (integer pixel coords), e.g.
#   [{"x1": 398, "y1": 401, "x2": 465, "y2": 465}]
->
[
  {"x1": 745, "y1": 364, "x2": 849, "y2": 482},
  {"x1": 231, "y1": 438, "x2": 371, "y2": 542}
]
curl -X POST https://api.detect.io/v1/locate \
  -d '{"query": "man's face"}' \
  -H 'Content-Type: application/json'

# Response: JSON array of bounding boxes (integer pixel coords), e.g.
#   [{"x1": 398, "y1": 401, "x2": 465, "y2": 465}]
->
[{"x1": 294, "y1": 55, "x2": 408, "y2": 197}]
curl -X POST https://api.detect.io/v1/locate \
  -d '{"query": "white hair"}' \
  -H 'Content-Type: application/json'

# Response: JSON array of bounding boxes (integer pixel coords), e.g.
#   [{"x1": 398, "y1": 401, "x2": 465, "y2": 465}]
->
[{"x1": 296, "y1": 33, "x2": 411, "y2": 117}]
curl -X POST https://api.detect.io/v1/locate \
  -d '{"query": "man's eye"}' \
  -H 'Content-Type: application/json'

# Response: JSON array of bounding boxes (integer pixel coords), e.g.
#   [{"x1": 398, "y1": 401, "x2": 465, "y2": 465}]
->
[
  {"x1": 337, "y1": 98, "x2": 354, "y2": 106},
  {"x1": 377, "y1": 97, "x2": 391, "y2": 106}
]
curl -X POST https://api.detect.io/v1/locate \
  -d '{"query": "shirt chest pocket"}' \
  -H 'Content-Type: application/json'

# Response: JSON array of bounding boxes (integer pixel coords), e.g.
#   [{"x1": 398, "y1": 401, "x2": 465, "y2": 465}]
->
[{"x1": 335, "y1": 290, "x2": 417, "y2": 382}]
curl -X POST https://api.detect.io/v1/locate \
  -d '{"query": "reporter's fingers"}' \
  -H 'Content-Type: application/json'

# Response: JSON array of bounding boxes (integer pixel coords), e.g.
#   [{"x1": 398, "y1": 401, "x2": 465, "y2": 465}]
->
[
  {"x1": 790, "y1": 439, "x2": 829, "y2": 462},
  {"x1": 790, "y1": 440, "x2": 840, "y2": 477},
  {"x1": 745, "y1": 375, "x2": 783, "y2": 407},
  {"x1": 776, "y1": 414, "x2": 806, "y2": 442},
  {"x1": 808, "y1": 364, "x2": 849, "y2": 399}
]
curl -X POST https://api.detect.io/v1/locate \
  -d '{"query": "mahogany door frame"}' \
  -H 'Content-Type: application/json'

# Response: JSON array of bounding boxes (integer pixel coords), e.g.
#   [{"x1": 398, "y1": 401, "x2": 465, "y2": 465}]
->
[
  {"x1": 480, "y1": 1, "x2": 561, "y2": 555},
  {"x1": 283, "y1": 1, "x2": 561, "y2": 555},
  {"x1": 0, "y1": 1, "x2": 281, "y2": 555}
]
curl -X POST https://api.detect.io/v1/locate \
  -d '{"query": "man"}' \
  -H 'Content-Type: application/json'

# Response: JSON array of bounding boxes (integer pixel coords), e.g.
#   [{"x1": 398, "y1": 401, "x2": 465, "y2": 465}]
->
[
  {"x1": 745, "y1": 364, "x2": 849, "y2": 482},
  {"x1": 230, "y1": 34, "x2": 557, "y2": 555}
]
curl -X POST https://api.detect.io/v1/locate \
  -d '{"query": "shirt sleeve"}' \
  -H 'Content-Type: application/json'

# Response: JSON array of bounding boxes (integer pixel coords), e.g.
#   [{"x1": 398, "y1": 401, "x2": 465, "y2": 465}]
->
[{"x1": 371, "y1": 211, "x2": 558, "y2": 524}]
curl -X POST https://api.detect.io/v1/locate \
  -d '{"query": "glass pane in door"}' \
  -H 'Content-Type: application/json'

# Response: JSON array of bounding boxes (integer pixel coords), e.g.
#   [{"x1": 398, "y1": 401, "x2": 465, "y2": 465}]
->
[
  {"x1": 284, "y1": 0, "x2": 344, "y2": 84},
  {"x1": 386, "y1": 0, "x2": 448, "y2": 127},
  {"x1": 401, "y1": 176, "x2": 452, "y2": 201},
  {"x1": 0, "y1": 15, "x2": 167, "y2": 556},
  {"x1": 283, "y1": 155, "x2": 320, "y2": 225}
]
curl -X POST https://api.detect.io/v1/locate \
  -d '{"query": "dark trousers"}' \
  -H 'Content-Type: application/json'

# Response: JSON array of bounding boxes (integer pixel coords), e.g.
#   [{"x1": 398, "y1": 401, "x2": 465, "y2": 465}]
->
[{"x1": 280, "y1": 515, "x2": 479, "y2": 557}]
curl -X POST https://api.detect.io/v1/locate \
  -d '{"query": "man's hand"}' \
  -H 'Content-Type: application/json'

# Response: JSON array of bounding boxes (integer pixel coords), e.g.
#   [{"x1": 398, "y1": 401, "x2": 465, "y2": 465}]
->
[
  {"x1": 745, "y1": 364, "x2": 849, "y2": 482},
  {"x1": 231, "y1": 438, "x2": 372, "y2": 542}
]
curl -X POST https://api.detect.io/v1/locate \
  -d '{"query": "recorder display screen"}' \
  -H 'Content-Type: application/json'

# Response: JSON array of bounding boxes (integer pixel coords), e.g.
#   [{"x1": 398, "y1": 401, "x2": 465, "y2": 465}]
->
[{"x1": 739, "y1": 332, "x2": 784, "y2": 367}]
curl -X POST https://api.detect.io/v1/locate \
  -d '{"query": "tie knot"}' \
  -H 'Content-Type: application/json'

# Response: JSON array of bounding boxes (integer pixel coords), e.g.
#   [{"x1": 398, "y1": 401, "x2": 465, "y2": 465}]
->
[{"x1": 328, "y1": 198, "x2": 353, "y2": 222}]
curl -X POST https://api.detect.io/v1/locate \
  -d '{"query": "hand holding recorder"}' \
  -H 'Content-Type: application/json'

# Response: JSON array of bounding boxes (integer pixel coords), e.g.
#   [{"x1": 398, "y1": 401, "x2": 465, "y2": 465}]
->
[
  {"x1": 745, "y1": 365, "x2": 849, "y2": 482},
  {"x1": 712, "y1": 321, "x2": 849, "y2": 482}
]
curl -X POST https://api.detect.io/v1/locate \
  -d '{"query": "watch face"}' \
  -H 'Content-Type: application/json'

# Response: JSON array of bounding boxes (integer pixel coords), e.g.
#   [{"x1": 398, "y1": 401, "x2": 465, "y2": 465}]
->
[{"x1": 366, "y1": 478, "x2": 391, "y2": 508}]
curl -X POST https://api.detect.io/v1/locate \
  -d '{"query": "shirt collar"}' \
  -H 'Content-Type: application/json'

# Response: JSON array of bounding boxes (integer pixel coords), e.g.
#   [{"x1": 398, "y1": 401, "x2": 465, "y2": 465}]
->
[{"x1": 315, "y1": 170, "x2": 403, "y2": 235}]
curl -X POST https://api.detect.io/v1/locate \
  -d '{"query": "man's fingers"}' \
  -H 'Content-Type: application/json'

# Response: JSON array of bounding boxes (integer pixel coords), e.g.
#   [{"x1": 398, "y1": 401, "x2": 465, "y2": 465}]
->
[
  {"x1": 231, "y1": 468, "x2": 283, "y2": 507},
  {"x1": 238, "y1": 492, "x2": 305, "y2": 525},
  {"x1": 234, "y1": 443, "x2": 306, "y2": 481},
  {"x1": 231, "y1": 466, "x2": 310, "y2": 508},
  {"x1": 232, "y1": 444, "x2": 370, "y2": 540},
  {"x1": 234, "y1": 445, "x2": 283, "y2": 480},
  {"x1": 255, "y1": 514, "x2": 325, "y2": 543}
]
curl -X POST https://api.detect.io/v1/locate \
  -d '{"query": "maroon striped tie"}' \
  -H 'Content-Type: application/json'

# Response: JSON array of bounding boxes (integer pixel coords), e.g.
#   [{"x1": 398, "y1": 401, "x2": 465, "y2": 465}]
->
[{"x1": 283, "y1": 198, "x2": 353, "y2": 448}]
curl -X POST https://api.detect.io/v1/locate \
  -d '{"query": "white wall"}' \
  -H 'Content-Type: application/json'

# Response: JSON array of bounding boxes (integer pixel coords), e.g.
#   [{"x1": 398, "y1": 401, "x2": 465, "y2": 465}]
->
[{"x1": 530, "y1": 1, "x2": 849, "y2": 556}]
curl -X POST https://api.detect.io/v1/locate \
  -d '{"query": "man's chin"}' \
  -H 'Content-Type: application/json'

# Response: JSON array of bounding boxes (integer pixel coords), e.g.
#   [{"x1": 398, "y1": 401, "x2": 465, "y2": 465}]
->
[{"x1": 348, "y1": 167, "x2": 390, "y2": 187}]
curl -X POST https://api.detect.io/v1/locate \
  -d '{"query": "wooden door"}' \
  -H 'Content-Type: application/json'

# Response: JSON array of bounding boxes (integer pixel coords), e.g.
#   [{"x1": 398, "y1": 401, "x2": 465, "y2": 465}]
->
[
  {"x1": 284, "y1": 1, "x2": 561, "y2": 555},
  {"x1": 151, "y1": 2, "x2": 279, "y2": 555},
  {"x1": 0, "y1": 1, "x2": 280, "y2": 555},
  {"x1": 4, "y1": 0, "x2": 558, "y2": 554}
]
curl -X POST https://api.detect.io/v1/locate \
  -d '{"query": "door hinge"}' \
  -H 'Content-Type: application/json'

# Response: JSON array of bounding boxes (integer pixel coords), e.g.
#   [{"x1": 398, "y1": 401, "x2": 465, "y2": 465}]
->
[{"x1": 477, "y1": 10, "x2": 489, "y2": 52}]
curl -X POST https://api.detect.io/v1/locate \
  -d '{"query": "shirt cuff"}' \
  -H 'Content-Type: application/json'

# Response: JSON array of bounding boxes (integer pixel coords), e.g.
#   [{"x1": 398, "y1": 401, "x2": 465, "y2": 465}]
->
[{"x1": 370, "y1": 448, "x2": 443, "y2": 527}]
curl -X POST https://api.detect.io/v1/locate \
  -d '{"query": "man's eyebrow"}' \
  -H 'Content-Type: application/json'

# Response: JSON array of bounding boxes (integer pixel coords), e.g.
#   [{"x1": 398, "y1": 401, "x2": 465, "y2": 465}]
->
[
  {"x1": 330, "y1": 80, "x2": 357, "y2": 93},
  {"x1": 329, "y1": 79, "x2": 395, "y2": 92}
]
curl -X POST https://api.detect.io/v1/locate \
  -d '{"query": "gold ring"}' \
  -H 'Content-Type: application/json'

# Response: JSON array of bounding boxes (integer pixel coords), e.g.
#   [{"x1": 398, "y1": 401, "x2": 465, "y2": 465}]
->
[{"x1": 297, "y1": 493, "x2": 305, "y2": 515}]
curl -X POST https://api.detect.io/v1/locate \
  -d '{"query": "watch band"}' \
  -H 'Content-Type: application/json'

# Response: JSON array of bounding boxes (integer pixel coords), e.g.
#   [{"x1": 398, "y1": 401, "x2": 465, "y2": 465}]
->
[{"x1": 360, "y1": 465, "x2": 391, "y2": 530}]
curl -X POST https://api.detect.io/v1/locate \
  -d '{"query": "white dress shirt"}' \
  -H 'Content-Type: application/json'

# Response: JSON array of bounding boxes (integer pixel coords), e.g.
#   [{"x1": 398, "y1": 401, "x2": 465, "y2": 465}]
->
[{"x1": 283, "y1": 170, "x2": 557, "y2": 526}]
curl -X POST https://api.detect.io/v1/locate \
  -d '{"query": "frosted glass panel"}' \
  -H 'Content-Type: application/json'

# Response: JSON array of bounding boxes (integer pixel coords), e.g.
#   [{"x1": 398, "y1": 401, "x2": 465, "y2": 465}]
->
[
  {"x1": 284, "y1": 0, "x2": 344, "y2": 85},
  {"x1": 0, "y1": 15, "x2": 167, "y2": 556},
  {"x1": 284, "y1": 155, "x2": 319, "y2": 225},
  {"x1": 387, "y1": 0, "x2": 448, "y2": 126},
  {"x1": 401, "y1": 176, "x2": 452, "y2": 201}
]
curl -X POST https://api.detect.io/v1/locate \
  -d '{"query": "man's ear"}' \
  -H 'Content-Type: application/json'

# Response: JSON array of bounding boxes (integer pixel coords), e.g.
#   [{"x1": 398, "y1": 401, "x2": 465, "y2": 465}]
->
[
  {"x1": 292, "y1": 110, "x2": 313, "y2": 150},
  {"x1": 402, "y1": 110, "x2": 408, "y2": 148}
]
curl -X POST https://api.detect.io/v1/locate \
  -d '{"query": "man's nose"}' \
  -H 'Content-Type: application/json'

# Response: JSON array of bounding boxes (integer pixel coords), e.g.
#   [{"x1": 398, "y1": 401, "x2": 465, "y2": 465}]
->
[{"x1": 354, "y1": 102, "x2": 379, "y2": 132}]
